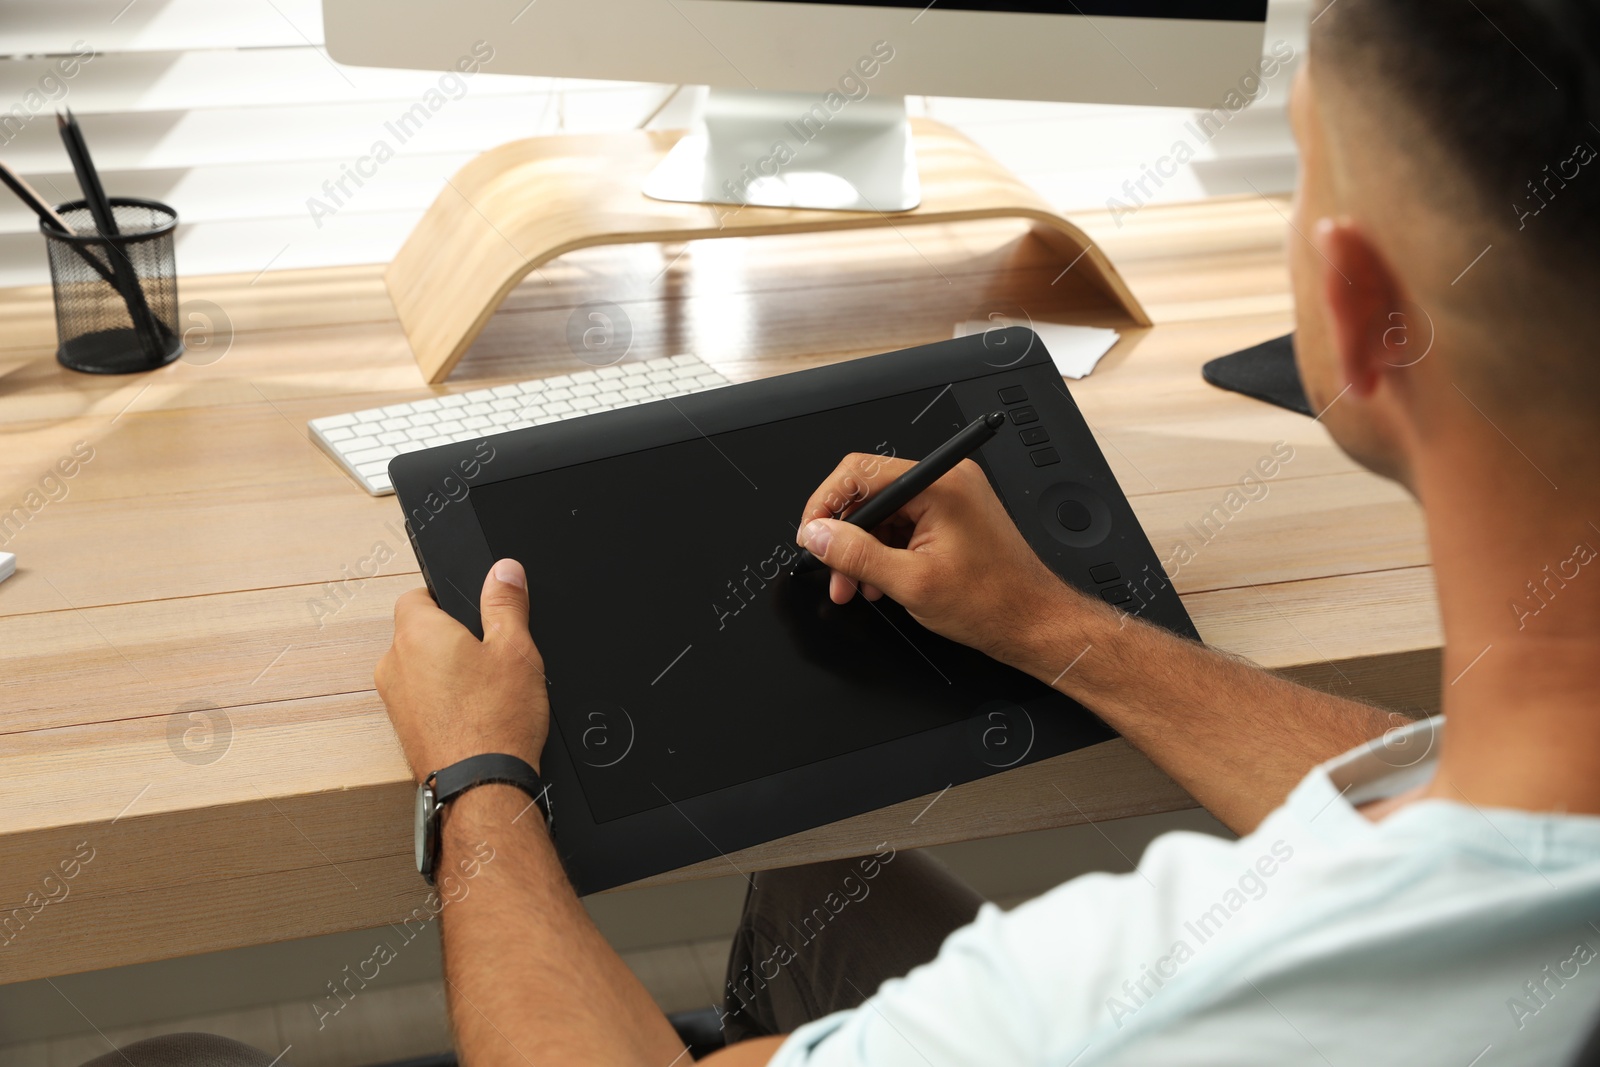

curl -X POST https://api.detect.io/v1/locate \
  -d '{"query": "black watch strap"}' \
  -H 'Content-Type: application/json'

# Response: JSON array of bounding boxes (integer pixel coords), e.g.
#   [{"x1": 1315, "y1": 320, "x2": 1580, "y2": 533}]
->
[{"x1": 430, "y1": 753, "x2": 550, "y2": 825}]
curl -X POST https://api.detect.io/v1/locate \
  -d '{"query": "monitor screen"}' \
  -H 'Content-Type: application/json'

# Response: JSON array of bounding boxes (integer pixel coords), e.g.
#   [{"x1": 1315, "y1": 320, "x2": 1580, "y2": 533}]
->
[{"x1": 469, "y1": 385, "x2": 1061, "y2": 824}]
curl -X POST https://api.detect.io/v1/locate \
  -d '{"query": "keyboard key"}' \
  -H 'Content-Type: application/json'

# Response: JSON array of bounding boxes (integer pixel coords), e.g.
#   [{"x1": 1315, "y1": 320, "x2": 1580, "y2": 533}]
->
[
  {"x1": 595, "y1": 391, "x2": 624, "y2": 405},
  {"x1": 670, "y1": 354, "x2": 700, "y2": 365},
  {"x1": 490, "y1": 397, "x2": 521, "y2": 412},
  {"x1": 380, "y1": 416, "x2": 412, "y2": 431},
  {"x1": 340, "y1": 435, "x2": 380, "y2": 453},
  {"x1": 410, "y1": 410, "x2": 439, "y2": 426},
  {"x1": 314, "y1": 413, "x2": 358, "y2": 429},
  {"x1": 597, "y1": 366, "x2": 625, "y2": 379},
  {"x1": 491, "y1": 385, "x2": 521, "y2": 398},
  {"x1": 348, "y1": 446, "x2": 395, "y2": 464},
  {"x1": 356, "y1": 410, "x2": 385, "y2": 424},
  {"x1": 463, "y1": 415, "x2": 492, "y2": 429},
  {"x1": 571, "y1": 382, "x2": 598, "y2": 396},
  {"x1": 463, "y1": 403, "x2": 493, "y2": 417},
  {"x1": 321, "y1": 426, "x2": 354, "y2": 442},
  {"x1": 545, "y1": 399, "x2": 574, "y2": 413},
  {"x1": 377, "y1": 431, "x2": 408, "y2": 445},
  {"x1": 411, "y1": 397, "x2": 443, "y2": 412},
  {"x1": 406, "y1": 426, "x2": 433, "y2": 440},
  {"x1": 547, "y1": 375, "x2": 574, "y2": 388},
  {"x1": 490, "y1": 412, "x2": 515, "y2": 425},
  {"x1": 518, "y1": 403, "x2": 547, "y2": 419},
  {"x1": 439, "y1": 394, "x2": 468, "y2": 408},
  {"x1": 622, "y1": 387, "x2": 651, "y2": 400},
  {"x1": 544, "y1": 387, "x2": 573, "y2": 400},
  {"x1": 433, "y1": 420, "x2": 464, "y2": 436},
  {"x1": 368, "y1": 473, "x2": 391, "y2": 492}
]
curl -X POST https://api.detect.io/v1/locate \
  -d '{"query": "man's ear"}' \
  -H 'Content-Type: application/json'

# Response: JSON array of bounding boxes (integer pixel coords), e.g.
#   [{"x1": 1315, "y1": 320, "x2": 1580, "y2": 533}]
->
[{"x1": 1313, "y1": 217, "x2": 1407, "y2": 399}]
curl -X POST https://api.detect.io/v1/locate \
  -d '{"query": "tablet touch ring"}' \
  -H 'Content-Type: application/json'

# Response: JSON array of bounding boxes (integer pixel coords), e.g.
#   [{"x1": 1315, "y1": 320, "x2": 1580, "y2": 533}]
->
[{"x1": 1037, "y1": 481, "x2": 1113, "y2": 550}]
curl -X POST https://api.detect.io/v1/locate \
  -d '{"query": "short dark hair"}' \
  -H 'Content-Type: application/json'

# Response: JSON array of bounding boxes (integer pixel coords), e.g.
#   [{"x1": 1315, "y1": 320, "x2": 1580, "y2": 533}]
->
[{"x1": 1313, "y1": 0, "x2": 1600, "y2": 277}]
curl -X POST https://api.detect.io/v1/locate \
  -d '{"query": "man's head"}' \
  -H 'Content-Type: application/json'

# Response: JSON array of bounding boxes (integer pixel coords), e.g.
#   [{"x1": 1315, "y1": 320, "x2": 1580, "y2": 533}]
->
[{"x1": 1290, "y1": 0, "x2": 1600, "y2": 488}]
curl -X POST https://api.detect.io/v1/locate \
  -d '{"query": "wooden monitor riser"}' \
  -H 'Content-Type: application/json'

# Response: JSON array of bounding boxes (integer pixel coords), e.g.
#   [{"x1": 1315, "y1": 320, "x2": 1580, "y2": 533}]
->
[{"x1": 386, "y1": 117, "x2": 1150, "y2": 383}]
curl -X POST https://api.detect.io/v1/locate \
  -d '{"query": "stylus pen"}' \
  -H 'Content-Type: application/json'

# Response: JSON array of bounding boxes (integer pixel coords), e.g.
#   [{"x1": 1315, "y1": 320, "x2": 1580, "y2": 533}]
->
[{"x1": 792, "y1": 410, "x2": 1007, "y2": 576}]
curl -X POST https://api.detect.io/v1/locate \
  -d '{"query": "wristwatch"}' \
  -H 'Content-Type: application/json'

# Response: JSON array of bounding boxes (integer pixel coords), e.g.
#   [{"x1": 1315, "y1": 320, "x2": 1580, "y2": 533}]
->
[{"x1": 415, "y1": 753, "x2": 549, "y2": 885}]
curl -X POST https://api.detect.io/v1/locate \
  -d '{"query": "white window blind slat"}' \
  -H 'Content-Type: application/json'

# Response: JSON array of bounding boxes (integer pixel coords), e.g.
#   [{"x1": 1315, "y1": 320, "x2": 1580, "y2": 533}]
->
[
  {"x1": 1, "y1": 0, "x2": 324, "y2": 55},
  {"x1": 0, "y1": 86, "x2": 665, "y2": 196}
]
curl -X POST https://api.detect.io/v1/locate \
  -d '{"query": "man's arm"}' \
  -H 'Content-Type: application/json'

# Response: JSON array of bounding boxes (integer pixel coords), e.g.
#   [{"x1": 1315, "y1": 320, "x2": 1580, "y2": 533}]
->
[
  {"x1": 376, "y1": 563, "x2": 786, "y2": 1067},
  {"x1": 796, "y1": 455, "x2": 1399, "y2": 833}
]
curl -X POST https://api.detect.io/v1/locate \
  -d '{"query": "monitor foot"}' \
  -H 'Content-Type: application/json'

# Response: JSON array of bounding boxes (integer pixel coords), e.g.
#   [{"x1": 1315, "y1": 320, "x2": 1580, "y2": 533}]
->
[{"x1": 642, "y1": 89, "x2": 920, "y2": 213}]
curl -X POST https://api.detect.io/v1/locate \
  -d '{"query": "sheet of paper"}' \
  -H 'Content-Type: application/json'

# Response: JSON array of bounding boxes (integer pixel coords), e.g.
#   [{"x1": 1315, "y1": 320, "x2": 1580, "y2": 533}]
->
[
  {"x1": 954, "y1": 320, "x2": 1120, "y2": 379},
  {"x1": 0, "y1": 551, "x2": 14, "y2": 586}
]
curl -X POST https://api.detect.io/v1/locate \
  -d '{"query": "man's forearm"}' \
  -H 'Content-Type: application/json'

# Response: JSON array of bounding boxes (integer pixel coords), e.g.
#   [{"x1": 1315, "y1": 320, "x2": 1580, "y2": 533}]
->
[
  {"x1": 1009, "y1": 588, "x2": 1399, "y2": 833},
  {"x1": 436, "y1": 784, "x2": 685, "y2": 1067}
]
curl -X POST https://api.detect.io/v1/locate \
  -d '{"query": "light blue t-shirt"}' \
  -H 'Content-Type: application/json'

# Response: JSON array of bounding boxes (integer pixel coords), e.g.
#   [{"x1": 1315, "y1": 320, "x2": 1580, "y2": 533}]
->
[{"x1": 770, "y1": 718, "x2": 1600, "y2": 1065}]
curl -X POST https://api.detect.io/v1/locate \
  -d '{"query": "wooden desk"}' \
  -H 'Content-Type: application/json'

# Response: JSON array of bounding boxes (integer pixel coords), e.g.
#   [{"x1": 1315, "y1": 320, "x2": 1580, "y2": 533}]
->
[{"x1": 0, "y1": 195, "x2": 1441, "y2": 985}]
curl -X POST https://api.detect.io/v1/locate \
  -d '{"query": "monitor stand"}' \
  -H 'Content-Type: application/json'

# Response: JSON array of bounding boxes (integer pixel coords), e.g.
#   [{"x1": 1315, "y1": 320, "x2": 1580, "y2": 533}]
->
[
  {"x1": 384, "y1": 118, "x2": 1151, "y2": 384},
  {"x1": 641, "y1": 89, "x2": 921, "y2": 213}
]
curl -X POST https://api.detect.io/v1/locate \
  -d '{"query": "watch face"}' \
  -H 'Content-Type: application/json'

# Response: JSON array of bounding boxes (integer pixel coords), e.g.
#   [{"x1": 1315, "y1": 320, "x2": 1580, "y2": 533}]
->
[{"x1": 415, "y1": 783, "x2": 436, "y2": 879}]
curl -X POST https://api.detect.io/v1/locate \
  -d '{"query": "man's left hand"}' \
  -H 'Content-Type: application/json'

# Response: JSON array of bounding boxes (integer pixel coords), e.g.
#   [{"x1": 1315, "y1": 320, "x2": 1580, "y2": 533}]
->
[{"x1": 375, "y1": 559, "x2": 550, "y2": 779}]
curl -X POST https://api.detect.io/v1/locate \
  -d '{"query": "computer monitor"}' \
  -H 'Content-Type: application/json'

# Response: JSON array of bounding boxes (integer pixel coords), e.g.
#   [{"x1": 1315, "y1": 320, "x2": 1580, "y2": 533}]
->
[{"x1": 325, "y1": 1, "x2": 1266, "y2": 211}]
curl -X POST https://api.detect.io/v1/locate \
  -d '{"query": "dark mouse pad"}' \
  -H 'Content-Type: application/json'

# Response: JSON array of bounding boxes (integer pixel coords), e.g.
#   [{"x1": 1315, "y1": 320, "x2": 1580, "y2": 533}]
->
[{"x1": 1202, "y1": 332, "x2": 1312, "y2": 417}]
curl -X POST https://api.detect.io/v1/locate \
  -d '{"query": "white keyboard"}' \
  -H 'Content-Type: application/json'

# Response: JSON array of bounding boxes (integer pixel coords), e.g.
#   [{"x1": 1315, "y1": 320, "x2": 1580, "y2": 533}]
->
[{"x1": 309, "y1": 354, "x2": 730, "y2": 495}]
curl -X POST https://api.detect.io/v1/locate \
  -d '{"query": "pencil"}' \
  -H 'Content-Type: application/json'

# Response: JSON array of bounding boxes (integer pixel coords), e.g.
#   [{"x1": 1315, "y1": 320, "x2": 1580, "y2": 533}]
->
[{"x1": 0, "y1": 159, "x2": 122, "y2": 287}]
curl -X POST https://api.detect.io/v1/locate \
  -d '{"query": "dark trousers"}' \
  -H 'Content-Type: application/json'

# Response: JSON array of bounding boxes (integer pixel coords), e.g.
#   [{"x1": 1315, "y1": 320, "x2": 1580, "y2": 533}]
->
[{"x1": 721, "y1": 850, "x2": 985, "y2": 1043}]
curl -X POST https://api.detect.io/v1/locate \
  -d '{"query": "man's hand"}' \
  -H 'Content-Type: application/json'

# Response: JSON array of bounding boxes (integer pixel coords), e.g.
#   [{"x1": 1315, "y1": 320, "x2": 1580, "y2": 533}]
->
[
  {"x1": 375, "y1": 559, "x2": 549, "y2": 779},
  {"x1": 797, "y1": 453, "x2": 1104, "y2": 669}
]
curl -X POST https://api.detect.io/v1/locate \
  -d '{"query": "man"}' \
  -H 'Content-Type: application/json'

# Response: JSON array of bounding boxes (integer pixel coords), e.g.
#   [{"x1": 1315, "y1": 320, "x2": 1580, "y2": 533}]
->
[{"x1": 372, "y1": 0, "x2": 1600, "y2": 1063}]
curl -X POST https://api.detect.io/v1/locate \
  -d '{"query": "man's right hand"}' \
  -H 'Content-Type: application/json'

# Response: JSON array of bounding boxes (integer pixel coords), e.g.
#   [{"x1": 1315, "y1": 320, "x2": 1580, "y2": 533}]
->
[{"x1": 796, "y1": 452, "x2": 1102, "y2": 670}]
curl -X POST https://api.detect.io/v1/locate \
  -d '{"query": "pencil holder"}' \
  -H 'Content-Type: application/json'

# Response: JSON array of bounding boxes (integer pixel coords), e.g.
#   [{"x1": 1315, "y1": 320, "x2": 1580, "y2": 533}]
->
[{"x1": 43, "y1": 197, "x2": 184, "y2": 374}]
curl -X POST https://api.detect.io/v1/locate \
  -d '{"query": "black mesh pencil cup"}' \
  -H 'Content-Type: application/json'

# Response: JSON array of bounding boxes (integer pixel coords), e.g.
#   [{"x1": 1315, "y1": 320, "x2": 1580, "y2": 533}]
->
[{"x1": 43, "y1": 197, "x2": 184, "y2": 374}]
